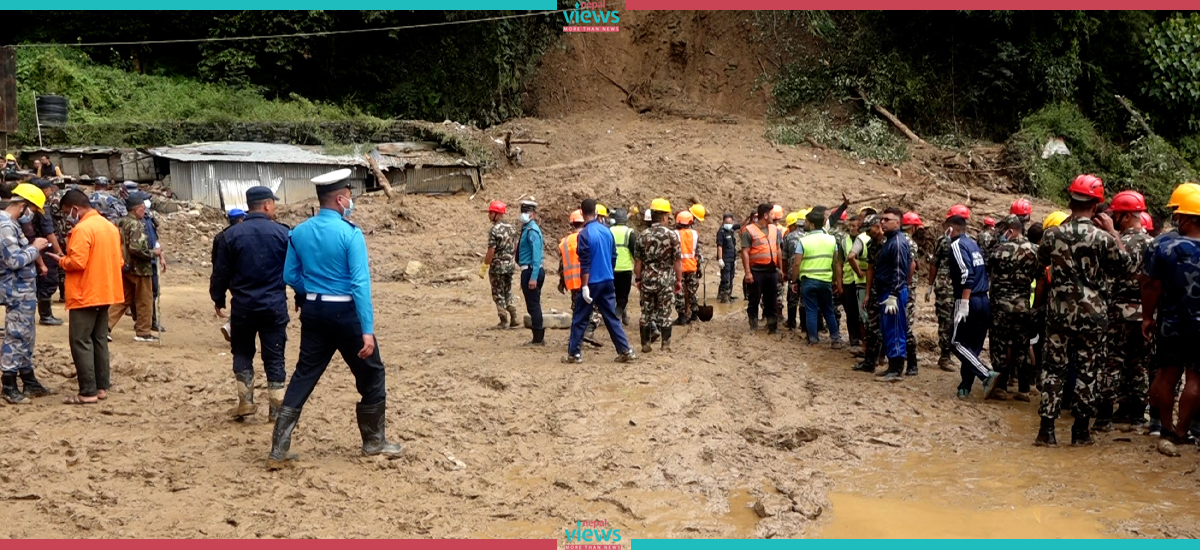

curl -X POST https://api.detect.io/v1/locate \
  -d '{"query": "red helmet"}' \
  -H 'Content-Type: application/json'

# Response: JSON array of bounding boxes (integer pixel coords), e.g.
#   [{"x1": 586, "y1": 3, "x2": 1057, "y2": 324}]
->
[
  {"x1": 488, "y1": 200, "x2": 507, "y2": 215},
  {"x1": 1140, "y1": 211, "x2": 1154, "y2": 231},
  {"x1": 946, "y1": 204, "x2": 971, "y2": 220},
  {"x1": 901, "y1": 212, "x2": 923, "y2": 227},
  {"x1": 983, "y1": 216, "x2": 996, "y2": 227},
  {"x1": 840, "y1": 210, "x2": 848, "y2": 221},
  {"x1": 1010, "y1": 198, "x2": 1032, "y2": 216},
  {"x1": 1110, "y1": 190, "x2": 1147, "y2": 213},
  {"x1": 1067, "y1": 174, "x2": 1104, "y2": 202}
]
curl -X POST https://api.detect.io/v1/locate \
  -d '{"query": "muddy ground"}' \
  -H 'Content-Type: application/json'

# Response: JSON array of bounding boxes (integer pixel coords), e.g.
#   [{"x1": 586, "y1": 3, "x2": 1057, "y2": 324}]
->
[{"x1": 3, "y1": 114, "x2": 1200, "y2": 540}]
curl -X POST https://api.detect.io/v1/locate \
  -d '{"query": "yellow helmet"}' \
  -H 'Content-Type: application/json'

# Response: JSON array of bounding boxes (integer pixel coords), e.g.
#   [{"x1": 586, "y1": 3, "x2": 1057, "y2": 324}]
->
[
  {"x1": 4, "y1": 154, "x2": 13, "y2": 161},
  {"x1": 799, "y1": 207, "x2": 813, "y2": 218},
  {"x1": 12, "y1": 183, "x2": 45, "y2": 210},
  {"x1": 650, "y1": 198, "x2": 671, "y2": 213},
  {"x1": 1043, "y1": 211, "x2": 1069, "y2": 229},
  {"x1": 596, "y1": 204, "x2": 609, "y2": 217},
  {"x1": 1175, "y1": 189, "x2": 1200, "y2": 217},
  {"x1": 1166, "y1": 183, "x2": 1200, "y2": 209},
  {"x1": 689, "y1": 204, "x2": 706, "y2": 222},
  {"x1": 785, "y1": 211, "x2": 803, "y2": 228}
]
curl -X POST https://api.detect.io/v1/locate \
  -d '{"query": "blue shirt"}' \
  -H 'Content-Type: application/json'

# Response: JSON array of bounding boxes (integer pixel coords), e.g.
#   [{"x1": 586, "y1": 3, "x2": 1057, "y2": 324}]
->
[
  {"x1": 518, "y1": 220, "x2": 544, "y2": 279},
  {"x1": 1143, "y1": 232, "x2": 1200, "y2": 337},
  {"x1": 949, "y1": 233, "x2": 990, "y2": 295},
  {"x1": 874, "y1": 229, "x2": 912, "y2": 297},
  {"x1": 284, "y1": 208, "x2": 374, "y2": 334},
  {"x1": 576, "y1": 218, "x2": 617, "y2": 283},
  {"x1": 210, "y1": 213, "x2": 290, "y2": 314},
  {"x1": 143, "y1": 216, "x2": 159, "y2": 251}
]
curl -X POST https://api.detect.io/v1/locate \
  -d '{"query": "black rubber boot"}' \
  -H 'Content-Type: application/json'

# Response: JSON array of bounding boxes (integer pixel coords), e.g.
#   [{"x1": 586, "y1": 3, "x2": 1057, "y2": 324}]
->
[
  {"x1": 1071, "y1": 415, "x2": 1094, "y2": 446},
  {"x1": 233, "y1": 369, "x2": 257, "y2": 419},
  {"x1": 877, "y1": 357, "x2": 904, "y2": 382},
  {"x1": 905, "y1": 346, "x2": 918, "y2": 376},
  {"x1": 1034, "y1": 417, "x2": 1057, "y2": 447},
  {"x1": 767, "y1": 319, "x2": 778, "y2": 335},
  {"x1": 19, "y1": 370, "x2": 53, "y2": 398},
  {"x1": 267, "y1": 381, "x2": 285, "y2": 421},
  {"x1": 640, "y1": 326, "x2": 652, "y2": 353},
  {"x1": 1092, "y1": 402, "x2": 1115, "y2": 433},
  {"x1": 661, "y1": 326, "x2": 673, "y2": 352},
  {"x1": 37, "y1": 300, "x2": 63, "y2": 326},
  {"x1": 852, "y1": 360, "x2": 876, "y2": 373},
  {"x1": 267, "y1": 406, "x2": 302, "y2": 468},
  {"x1": 2, "y1": 372, "x2": 30, "y2": 404},
  {"x1": 356, "y1": 401, "x2": 404, "y2": 457},
  {"x1": 524, "y1": 329, "x2": 545, "y2": 347}
]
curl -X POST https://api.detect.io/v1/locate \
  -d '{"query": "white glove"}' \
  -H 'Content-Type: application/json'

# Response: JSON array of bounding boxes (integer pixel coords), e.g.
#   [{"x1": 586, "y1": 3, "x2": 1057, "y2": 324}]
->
[
  {"x1": 718, "y1": 259, "x2": 725, "y2": 269},
  {"x1": 954, "y1": 299, "x2": 970, "y2": 325},
  {"x1": 883, "y1": 295, "x2": 899, "y2": 315},
  {"x1": 581, "y1": 285, "x2": 593, "y2": 304}
]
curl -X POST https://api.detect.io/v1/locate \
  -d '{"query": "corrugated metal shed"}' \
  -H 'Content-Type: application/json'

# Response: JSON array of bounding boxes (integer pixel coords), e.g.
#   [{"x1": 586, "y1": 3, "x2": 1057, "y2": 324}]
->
[{"x1": 166, "y1": 160, "x2": 367, "y2": 211}]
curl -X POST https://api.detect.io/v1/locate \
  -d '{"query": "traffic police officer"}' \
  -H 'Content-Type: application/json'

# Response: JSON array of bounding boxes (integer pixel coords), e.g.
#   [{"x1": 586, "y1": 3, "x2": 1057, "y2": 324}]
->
[{"x1": 269, "y1": 169, "x2": 403, "y2": 467}]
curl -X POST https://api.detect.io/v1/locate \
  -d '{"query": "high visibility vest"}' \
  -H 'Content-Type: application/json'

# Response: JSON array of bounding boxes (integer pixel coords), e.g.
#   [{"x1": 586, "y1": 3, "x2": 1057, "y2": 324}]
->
[
  {"x1": 559, "y1": 233, "x2": 582, "y2": 291},
  {"x1": 798, "y1": 231, "x2": 837, "y2": 283},
  {"x1": 746, "y1": 224, "x2": 779, "y2": 268},
  {"x1": 841, "y1": 234, "x2": 856, "y2": 284},
  {"x1": 678, "y1": 228, "x2": 698, "y2": 273},
  {"x1": 612, "y1": 225, "x2": 635, "y2": 272},
  {"x1": 853, "y1": 233, "x2": 870, "y2": 284}
]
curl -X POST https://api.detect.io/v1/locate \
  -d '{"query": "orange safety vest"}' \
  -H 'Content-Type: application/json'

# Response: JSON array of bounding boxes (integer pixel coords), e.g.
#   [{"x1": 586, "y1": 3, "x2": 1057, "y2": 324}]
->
[
  {"x1": 559, "y1": 232, "x2": 582, "y2": 291},
  {"x1": 679, "y1": 228, "x2": 698, "y2": 273},
  {"x1": 746, "y1": 223, "x2": 779, "y2": 268}
]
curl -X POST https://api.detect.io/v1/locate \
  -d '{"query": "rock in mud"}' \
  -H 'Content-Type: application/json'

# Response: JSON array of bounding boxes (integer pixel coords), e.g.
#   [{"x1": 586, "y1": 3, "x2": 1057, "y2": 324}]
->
[{"x1": 405, "y1": 260, "x2": 424, "y2": 279}]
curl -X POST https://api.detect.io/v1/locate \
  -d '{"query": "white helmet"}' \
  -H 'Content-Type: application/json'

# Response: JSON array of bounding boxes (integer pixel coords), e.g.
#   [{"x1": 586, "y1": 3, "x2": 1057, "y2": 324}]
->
[{"x1": 644, "y1": 208, "x2": 653, "y2": 222}]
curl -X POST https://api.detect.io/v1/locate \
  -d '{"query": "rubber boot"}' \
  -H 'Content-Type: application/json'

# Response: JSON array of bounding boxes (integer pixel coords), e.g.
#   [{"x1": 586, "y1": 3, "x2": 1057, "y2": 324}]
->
[
  {"x1": 37, "y1": 300, "x2": 63, "y2": 326},
  {"x1": 661, "y1": 326, "x2": 673, "y2": 352},
  {"x1": 524, "y1": 329, "x2": 545, "y2": 347},
  {"x1": 356, "y1": 401, "x2": 404, "y2": 457},
  {"x1": 233, "y1": 370, "x2": 257, "y2": 418},
  {"x1": 267, "y1": 406, "x2": 301, "y2": 468},
  {"x1": 1071, "y1": 415, "x2": 1094, "y2": 446},
  {"x1": 640, "y1": 325, "x2": 652, "y2": 353},
  {"x1": 1092, "y1": 402, "x2": 1114, "y2": 433},
  {"x1": 507, "y1": 305, "x2": 521, "y2": 328},
  {"x1": 766, "y1": 318, "x2": 778, "y2": 335},
  {"x1": 1034, "y1": 417, "x2": 1057, "y2": 447},
  {"x1": 267, "y1": 382, "x2": 285, "y2": 421},
  {"x1": 618, "y1": 306, "x2": 629, "y2": 326},
  {"x1": 2, "y1": 372, "x2": 29, "y2": 404},
  {"x1": 905, "y1": 346, "x2": 918, "y2": 376},
  {"x1": 877, "y1": 357, "x2": 904, "y2": 382},
  {"x1": 19, "y1": 370, "x2": 53, "y2": 397},
  {"x1": 748, "y1": 317, "x2": 759, "y2": 332}
]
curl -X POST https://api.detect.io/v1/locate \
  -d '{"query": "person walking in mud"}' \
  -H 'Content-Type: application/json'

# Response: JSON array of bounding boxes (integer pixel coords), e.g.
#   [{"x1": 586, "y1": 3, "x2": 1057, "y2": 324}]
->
[
  {"x1": 268, "y1": 169, "x2": 403, "y2": 467},
  {"x1": 107, "y1": 193, "x2": 157, "y2": 343},
  {"x1": 944, "y1": 208, "x2": 998, "y2": 395},
  {"x1": 211, "y1": 186, "x2": 291, "y2": 422},
  {"x1": 559, "y1": 210, "x2": 601, "y2": 346},
  {"x1": 480, "y1": 200, "x2": 520, "y2": 330},
  {"x1": 213, "y1": 209, "x2": 246, "y2": 342},
  {"x1": 517, "y1": 200, "x2": 545, "y2": 346},
  {"x1": 673, "y1": 210, "x2": 702, "y2": 325},
  {"x1": 716, "y1": 212, "x2": 738, "y2": 303},
  {"x1": 562, "y1": 199, "x2": 637, "y2": 364},
  {"x1": 742, "y1": 203, "x2": 782, "y2": 334},
  {"x1": 928, "y1": 214, "x2": 958, "y2": 372},
  {"x1": 0, "y1": 184, "x2": 55, "y2": 404},
  {"x1": 635, "y1": 198, "x2": 682, "y2": 353},
  {"x1": 609, "y1": 208, "x2": 637, "y2": 326}
]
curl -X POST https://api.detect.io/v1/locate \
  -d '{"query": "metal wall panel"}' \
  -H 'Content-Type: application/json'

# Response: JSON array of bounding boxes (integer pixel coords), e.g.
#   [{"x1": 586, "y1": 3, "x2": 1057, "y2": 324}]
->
[
  {"x1": 170, "y1": 161, "x2": 368, "y2": 211},
  {"x1": 406, "y1": 165, "x2": 478, "y2": 194}
]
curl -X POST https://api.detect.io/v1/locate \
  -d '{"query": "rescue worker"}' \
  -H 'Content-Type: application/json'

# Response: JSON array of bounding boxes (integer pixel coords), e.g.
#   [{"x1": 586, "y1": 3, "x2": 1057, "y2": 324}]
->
[
  {"x1": 609, "y1": 209, "x2": 637, "y2": 326},
  {"x1": 770, "y1": 205, "x2": 786, "y2": 317},
  {"x1": 834, "y1": 214, "x2": 863, "y2": 348},
  {"x1": 517, "y1": 200, "x2": 546, "y2": 346},
  {"x1": 872, "y1": 208, "x2": 913, "y2": 382},
  {"x1": 3, "y1": 154, "x2": 19, "y2": 179},
  {"x1": 31, "y1": 179, "x2": 65, "y2": 326},
  {"x1": 900, "y1": 212, "x2": 923, "y2": 375},
  {"x1": 716, "y1": 212, "x2": 738, "y2": 303},
  {"x1": 563, "y1": 199, "x2": 637, "y2": 364},
  {"x1": 481, "y1": 200, "x2": 520, "y2": 329},
  {"x1": 269, "y1": 169, "x2": 404, "y2": 467},
  {"x1": 928, "y1": 205, "x2": 969, "y2": 371},
  {"x1": 945, "y1": 209, "x2": 998, "y2": 395},
  {"x1": 986, "y1": 215, "x2": 1039, "y2": 402},
  {"x1": 142, "y1": 194, "x2": 166, "y2": 333},
  {"x1": 89, "y1": 177, "x2": 127, "y2": 223},
  {"x1": 782, "y1": 211, "x2": 806, "y2": 331},
  {"x1": 46, "y1": 177, "x2": 74, "y2": 303},
  {"x1": 742, "y1": 203, "x2": 783, "y2": 334},
  {"x1": 851, "y1": 216, "x2": 885, "y2": 372},
  {"x1": 690, "y1": 204, "x2": 706, "y2": 225},
  {"x1": 1035, "y1": 175, "x2": 1127, "y2": 447},
  {"x1": 559, "y1": 210, "x2": 601, "y2": 345},
  {"x1": 674, "y1": 210, "x2": 702, "y2": 325},
  {"x1": 635, "y1": 198, "x2": 682, "y2": 353},
  {"x1": 977, "y1": 216, "x2": 998, "y2": 256},
  {"x1": 211, "y1": 186, "x2": 291, "y2": 421},
  {"x1": 0, "y1": 183, "x2": 54, "y2": 404},
  {"x1": 596, "y1": 204, "x2": 609, "y2": 226},
  {"x1": 793, "y1": 209, "x2": 843, "y2": 348},
  {"x1": 107, "y1": 193, "x2": 157, "y2": 342},
  {"x1": 1011, "y1": 198, "x2": 1033, "y2": 228},
  {"x1": 214, "y1": 209, "x2": 246, "y2": 342},
  {"x1": 36, "y1": 155, "x2": 63, "y2": 179}
]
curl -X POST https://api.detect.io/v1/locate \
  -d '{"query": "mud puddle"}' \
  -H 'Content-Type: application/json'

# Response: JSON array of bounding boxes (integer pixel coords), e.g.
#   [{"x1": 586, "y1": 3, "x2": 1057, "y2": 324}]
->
[{"x1": 822, "y1": 493, "x2": 1107, "y2": 538}]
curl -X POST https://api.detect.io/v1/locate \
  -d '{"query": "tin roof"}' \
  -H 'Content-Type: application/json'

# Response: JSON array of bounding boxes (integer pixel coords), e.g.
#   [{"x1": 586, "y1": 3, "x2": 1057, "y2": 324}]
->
[{"x1": 149, "y1": 141, "x2": 476, "y2": 169}]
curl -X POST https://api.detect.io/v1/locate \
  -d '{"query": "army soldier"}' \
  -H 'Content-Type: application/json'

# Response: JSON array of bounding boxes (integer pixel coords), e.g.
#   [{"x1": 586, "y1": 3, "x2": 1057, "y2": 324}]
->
[
  {"x1": 928, "y1": 206, "x2": 969, "y2": 371},
  {"x1": 269, "y1": 169, "x2": 404, "y2": 467},
  {"x1": 851, "y1": 216, "x2": 885, "y2": 372},
  {"x1": 977, "y1": 217, "x2": 998, "y2": 257},
  {"x1": 782, "y1": 211, "x2": 806, "y2": 331},
  {"x1": 481, "y1": 200, "x2": 520, "y2": 329},
  {"x1": 0, "y1": 184, "x2": 54, "y2": 404},
  {"x1": 674, "y1": 210, "x2": 702, "y2": 325},
  {"x1": 900, "y1": 212, "x2": 923, "y2": 375},
  {"x1": 1098, "y1": 191, "x2": 1153, "y2": 429},
  {"x1": 635, "y1": 198, "x2": 682, "y2": 353},
  {"x1": 987, "y1": 215, "x2": 1039, "y2": 402},
  {"x1": 89, "y1": 177, "x2": 127, "y2": 223},
  {"x1": 107, "y1": 193, "x2": 157, "y2": 342}
]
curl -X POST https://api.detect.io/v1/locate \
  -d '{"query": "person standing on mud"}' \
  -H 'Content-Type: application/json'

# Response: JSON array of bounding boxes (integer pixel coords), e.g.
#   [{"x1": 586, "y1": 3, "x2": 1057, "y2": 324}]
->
[
  {"x1": 517, "y1": 200, "x2": 546, "y2": 346},
  {"x1": 559, "y1": 210, "x2": 600, "y2": 346},
  {"x1": 268, "y1": 169, "x2": 403, "y2": 467},
  {"x1": 635, "y1": 198, "x2": 682, "y2": 353},
  {"x1": 716, "y1": 212, "x2": 738, "y2": 304},
  {"x1": 1034, "y1": 175, "x2": 1127, "y2": 447},
  {"x1": 782, "y1": 210, "x2": 806, "y2": 332},
  {"x1": 0, "y1": 184, "x2": 54, "y2": 404},
  {"x1": 986, "y1": 215, "x2": 1039, "y2": 402},
  {"x1": 793, "y1": 209, "x2": 843, "y2": 348},
  {"x1": 927, "y1": 208, "x2": 962, "y2": 372},
  {"x1": 900, "y1": 212, "x2": 923, "y2": 375},
  {"x1": 107, "y1": 193, "x2": 157, "y2": 343},
  {"x1": 563, "y1": 199, "x2": 636, "y2": 364},
  {"x1": 609, "y1": 208, "x2": 637, "y2": 326},
  {"x1": 871, "y1": 208, "x2": 913, "y2": 382},
  {"x1": 481, "y1": 200, "x2": 520, "y2": 330},
  {"x1": 742, "y1": 203, "x2": 783, "y2": 334},
  {"x1": 211, "y1": 186, "x2": 291, "y2": 422},
  {"x1": 852, "y1": 216, "x2": 885, "y2": 373},
  {"x1": 31, "y1": 179, "x2": 65, "y2": 326},
  {"x1": 673, "y1": 210, "x2": 701, "y2": 325},
  {"x1": 832, "y1": 213, "x2": 863, "y2": 349},
  {"x1": 945, "y1": 210, "x2": 997, "y2": 395}
]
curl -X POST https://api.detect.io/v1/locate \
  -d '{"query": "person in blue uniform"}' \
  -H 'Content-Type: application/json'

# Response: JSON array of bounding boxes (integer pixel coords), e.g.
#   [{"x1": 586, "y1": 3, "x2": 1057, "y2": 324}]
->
[
  {"x1": 268, "y1": 168, "x2": 403, "y2": 468},
  {"x1": 946, "y1": 213, "x2": 999, "y2": 398},
  {"x1": 872, "y1": 208, "x2": 913, "y2": 382}
]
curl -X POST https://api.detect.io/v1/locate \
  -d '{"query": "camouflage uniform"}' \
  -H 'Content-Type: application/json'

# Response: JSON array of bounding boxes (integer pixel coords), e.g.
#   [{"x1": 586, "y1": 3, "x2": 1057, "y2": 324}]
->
[
  {"x1": 987, "y1": 229, "x2": 1039, "y2": 391},
  {"x1": 0, "y1": 212, "x2": 39, "y2": 375},
  {"x1": 47, "y1": 188, "x2": 72, "y2": 301},
  {"x1": 930, "y1": 234, "x2": 955, "y2": 366},
  {"x1": 773, "y1": 224, "x2": 786, "y2": 317},
  {"x1": 636, "y1": 223, "x2": 681, "y2": 332},
  {"x1": 1036, "y1": 218, "x2": 1127, "y2": 419},
  {"x1": 976, "y1": 228, "x2": 997, "y2": 259},
  {"x1": 1102, "y1": 227, "x2": 1153, "y2": 414},
  {"x1": 90, "y1": 190, "x2": 127, "y2": 223},
  {"x1": 903, "y1": 232, "x2": 919, "y2": 346},
  {"x1": 782, "y1": 228, "x2": 805, "y2": 330},
  {"x1": 861, "y1": 236, "x2": 883, "y2": 366},
  {"x1": 487, "y1": 221, "x2": 519, "y2": 323},
  {"x1": 674, "y1": 229, "x2": 703, "y2": 322}
]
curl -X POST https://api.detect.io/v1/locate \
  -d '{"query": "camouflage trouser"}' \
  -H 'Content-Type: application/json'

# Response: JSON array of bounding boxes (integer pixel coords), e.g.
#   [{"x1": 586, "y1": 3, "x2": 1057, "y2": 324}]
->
[
  {"x1": 640, "y1": 287, "x2": 674, "y2": 332},
  {"x1": 934, "y1": 284, "x2": 954, "y2": 360},
  {"x1": 570, "y1": 290, "x2": 601, "y2": 333},
  {"x1": 1, "y1": 293, "x2": 36, "y2": 373},
  {"x1": 906, "y1": 285, "x2": 917, "y2": 345},
  {"x1": 991, "y1": 308, "x2": 1032, "y2": 387},
  {"x1": 675, "y1": 271, "x2": 700, "y2": 319},
  {"x1": 489, "y1": 270, "x2": 516, "y2": 314},
  {"x1": 862, "y1": 287, "x2": 882, "y2": 363},
  {"x1": 1038, "y1": 329, "x2": 1106, "y2": 419},
  {"x1": 1101, "y1": 319, "x2": 1150, "y2": 409},
  {"x1": 776, "y1": 278, "x2": 786, "y2": 321}
]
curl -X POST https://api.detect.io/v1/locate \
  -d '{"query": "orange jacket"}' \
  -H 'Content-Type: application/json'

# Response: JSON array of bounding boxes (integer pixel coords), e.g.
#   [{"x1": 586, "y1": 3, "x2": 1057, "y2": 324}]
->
[
  {"x1": 559, "y1": 232, "x2": 582, "y2": 291},
  {"x1": 59, "y1": 210, "x2": 125, "y2": 310}
]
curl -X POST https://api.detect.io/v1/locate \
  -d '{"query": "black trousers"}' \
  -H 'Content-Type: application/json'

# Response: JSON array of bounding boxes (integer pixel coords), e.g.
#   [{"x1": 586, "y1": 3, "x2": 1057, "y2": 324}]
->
[
  {"x1": 614, "y1": 271, "x2": 633, "y2": 313},
  {"x1": 840, "y1": 282, "x2": 862, "y2": 341},
  {"x1": 719, "y1": 260, "x2": 736, "y2": 297},
  {"x1": 231, "y1": 308, "x2": 288, "y2": 383},
  {"x1": 69, "y1": 306, "x2": 110, "y2": 397},
  {"x1": 36, "y1": 256, "x2": 58, "y2": 302},
  {"x1": 520, "y1": 268, "x2": 546, "y2": 330},
  {"x1": 282, "y1": 300, "x2": 386, "y2": 409},
  {"x1": 747, "y1": 270, "x2": 779, "y2": 323}
]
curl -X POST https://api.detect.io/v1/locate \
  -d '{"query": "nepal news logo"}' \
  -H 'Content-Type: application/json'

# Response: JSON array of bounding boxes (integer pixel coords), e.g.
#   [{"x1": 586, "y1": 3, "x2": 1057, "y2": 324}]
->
[
  {"x1": 563, "y1": 1, "x2": 620, "y2": 33},
  {"x1": 564, "y1": 519, "x2": 622, "y2": 549}
]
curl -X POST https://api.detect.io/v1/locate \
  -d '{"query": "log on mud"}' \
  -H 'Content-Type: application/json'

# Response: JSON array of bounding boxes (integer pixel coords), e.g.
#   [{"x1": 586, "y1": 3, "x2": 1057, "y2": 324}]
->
[{"x1": 855, "y1": 87, "x2": 926, "y2": 144}]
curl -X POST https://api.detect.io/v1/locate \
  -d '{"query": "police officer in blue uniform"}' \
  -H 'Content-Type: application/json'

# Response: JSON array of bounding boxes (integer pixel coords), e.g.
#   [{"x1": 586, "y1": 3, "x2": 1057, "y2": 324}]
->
[
  {"x1": 268, "y1": 169, "x2": 402, "y2": 467},
  {"x1": 946, "y1": 213, "x2": 999, "y2": 398},
  {"x1": 211, "y1": 186, "x2": 291, "y2": 422}
]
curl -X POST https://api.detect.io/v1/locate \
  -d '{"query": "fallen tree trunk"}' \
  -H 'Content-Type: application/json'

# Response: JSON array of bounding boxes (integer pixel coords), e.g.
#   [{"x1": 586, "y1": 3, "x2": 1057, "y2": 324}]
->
[
  {"x1": 1115, "y1": 94, "x2": 1154, "y2": 136},
  {"x1": 855, "y1": 87, "x2": 926, "y2": 144},
  {"x1": 510, "y1": 138, "x2": 550, "y2": 146},
  {"x1": 364, "y1": 154, "x2": 398, "y2": 203}
]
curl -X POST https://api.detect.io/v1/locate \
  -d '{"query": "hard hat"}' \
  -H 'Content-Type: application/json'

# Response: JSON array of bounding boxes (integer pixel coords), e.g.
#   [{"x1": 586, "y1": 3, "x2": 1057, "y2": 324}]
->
[
  {"x1": 799, "y1": 207, "x2": 813, "y2": 218},
  {"x1": 1043, "y1": 211, "x2": 1069, "y2": 229},
  {"x1": 1166, "y1": 183, "x2": 1200, "y2": 209},
  {"x1": 644, "y1": 208, "x2": 653, "y2": 222},
  {"x1": 859, "y1": 205, "x2": 878, "y2": 216},
  {"x1": 689, "y1": 204, "x2": 706, "y2": 222},
  {"x1": 1010, "y1": 198, "x2": 1032, "y2": 216},
  {"x1": 4, "y1": 154, "x2": 13, "y2": 161},
  {"x1": 228, "y1": 208, "x2": 247, "y2": 220},
  {"x1": 94, "y1": 176, "x2": 111, "y2": 186},
  {"x1": 569, "y1": 209, "x2": 584, "y2": 224},
  {"x1": 902, "y1": 212, "x2": 923, "y2": 227},
  {"x1": 1174, "y1": 192, "x2": 1200, "y2": 217},
  {"x1": 597, "y1": 204, "x2": 609, "y2": 217},
  {"x1": 676, "y1": 210, "x2": 694, "y2": 225},
  {"x1": 1109, "y1": 190, "x2": 1146, "y2": 213},
  {"x1": 612, "y1": 208, "x2": 629, "y2": 224},
  {"x1": 983, "y1": 216, "x2": 996, "y2": 227},
  {"x1": 650, "y1": 198, "x2": 671, "y2": 213},
  {"x1": 1140, "y1": 211, "x2": 1154, "y2": 231},
  {"x1": 946, "y1": 204, "x2": 971, "y2": 220},
  {"x1": 487, "y1": 200, "x2": 507, "y2": 215},
  {"x1": 1067, "y1": 174, "x2": 1104, "y2": 202},
  {"x1": 771, "y1": 204, "x2": 784, "y2": 220},
  {"x1": 785, "y1": 212, "x2": 803, "y2": 228},
  {"x1": 11, "y1": 183, "x2": 45, "y2": 209},
  {"x1": 840, "y1": 211, "x2": 848, "y2": 221}
]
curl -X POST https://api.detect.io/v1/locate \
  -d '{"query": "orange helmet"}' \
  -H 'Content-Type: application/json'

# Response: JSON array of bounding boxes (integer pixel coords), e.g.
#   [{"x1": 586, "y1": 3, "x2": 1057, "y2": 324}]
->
[
  {"x1": 569, "y1": 209, "x2": 584, "y2": 224},
  {"x1": 676, "y1": 211, "x2": 694, "y2": 225}
]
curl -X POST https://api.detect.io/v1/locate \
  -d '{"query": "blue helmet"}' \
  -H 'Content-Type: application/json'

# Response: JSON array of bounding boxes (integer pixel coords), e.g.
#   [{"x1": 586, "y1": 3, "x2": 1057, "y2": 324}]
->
[{"x1": 228, "y1": 208, "x2": 247, "y2": 221}]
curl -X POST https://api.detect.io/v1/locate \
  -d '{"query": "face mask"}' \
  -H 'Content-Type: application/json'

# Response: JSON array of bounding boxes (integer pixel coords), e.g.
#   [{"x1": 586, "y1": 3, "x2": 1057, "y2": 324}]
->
[
  {"x1": 144, "y1": 199, "x2": 152, "y2": 211},
  {"x1": 66, "y1": 208, "x2": 81, "y2": 225},
  {"x1": 18, "y1": 208, "x2": 32, "y2": 224},
  {"x1": 340, "y1": 197, "x2": 355, "y2": 219},
  {"x1": 520, "y1": 212, "x2": 532, "y2": 224},
  {"x1": 944, "y1": 227, "x2": 953, "y2": 238},
  {"x1": 723, "y1": 223, "x2": 733, "y2": 231}
]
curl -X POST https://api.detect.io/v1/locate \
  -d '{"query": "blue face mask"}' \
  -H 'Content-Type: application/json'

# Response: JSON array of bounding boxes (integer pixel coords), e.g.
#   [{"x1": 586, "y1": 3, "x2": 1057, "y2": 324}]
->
[
  {"x1": 18, "y1": 208, "x2": 32, "y2": 224},
  {"x1": 340, "y1": 197, "x2": 355, "y2": 219},
  {"x1": 723, "y1": 223, "x2": 733, "y2": 230},
  {"x1": 520, "y1": 213, "x2": 532, "y2": 224}
]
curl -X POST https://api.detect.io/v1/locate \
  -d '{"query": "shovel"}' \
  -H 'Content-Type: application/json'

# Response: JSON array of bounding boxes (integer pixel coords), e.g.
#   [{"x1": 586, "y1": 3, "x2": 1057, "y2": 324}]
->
[{"x1": 696, "y1": 267, "x2": 714, "y2": 322}]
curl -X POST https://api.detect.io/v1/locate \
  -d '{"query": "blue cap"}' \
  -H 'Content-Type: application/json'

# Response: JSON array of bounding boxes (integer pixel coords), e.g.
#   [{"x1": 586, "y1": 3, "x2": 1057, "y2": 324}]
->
[
  {"x1": 228, "y1": 208, "x2": 247, "y2": 220},
  {"x1": 246, "y1": 186, "x2": 281, "y2": 203}
]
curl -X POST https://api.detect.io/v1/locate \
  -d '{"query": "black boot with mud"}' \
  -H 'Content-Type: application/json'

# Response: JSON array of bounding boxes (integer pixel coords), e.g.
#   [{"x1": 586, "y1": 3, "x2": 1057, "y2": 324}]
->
[
  {"x1": 356, "y1": 401, "x2": 404, "y2": 458},
  {"x1": 1092, "y1": 403, "x2": 1115, "y2": 433},
  {"x1": 1071, "y1": 416, "x2": 1095, "y2": 446},
  {"x1": 19, "y1": 370, "x2": 54, "y2": 398},
  {"x1": 38, "y1": 300, "x2": 63, "y2": 326},
  {"x1": 661, "y1": 326, "x2": 673, "y2": 353},
  {"x1": 640, "y1": 326, "x2": 652, "y2": 353},
  {"x1": 268, "y1": 381, "x2": 285, "y2": 421},
  {"x1": 1034, "y1": 417, "x2": 1057, "y2": 447},
  {"x1": 267, "y1": 406, "x2": 302, "y2": 469},
  {"x1": 852, "y1": 360, "x2": 876, "y2": 373},
  {"x1": 524, "y1": 329, "x2": 545, "y2": 347},
  {"x1": 2, "y1": 372, "x2": 29, "y2": 405},
  {"x1": 905, "y1": 347, "x2": 918, "y2": 376},
  {"x1": 233, "y1": 370, "x2": 257, "y2": 421}
]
